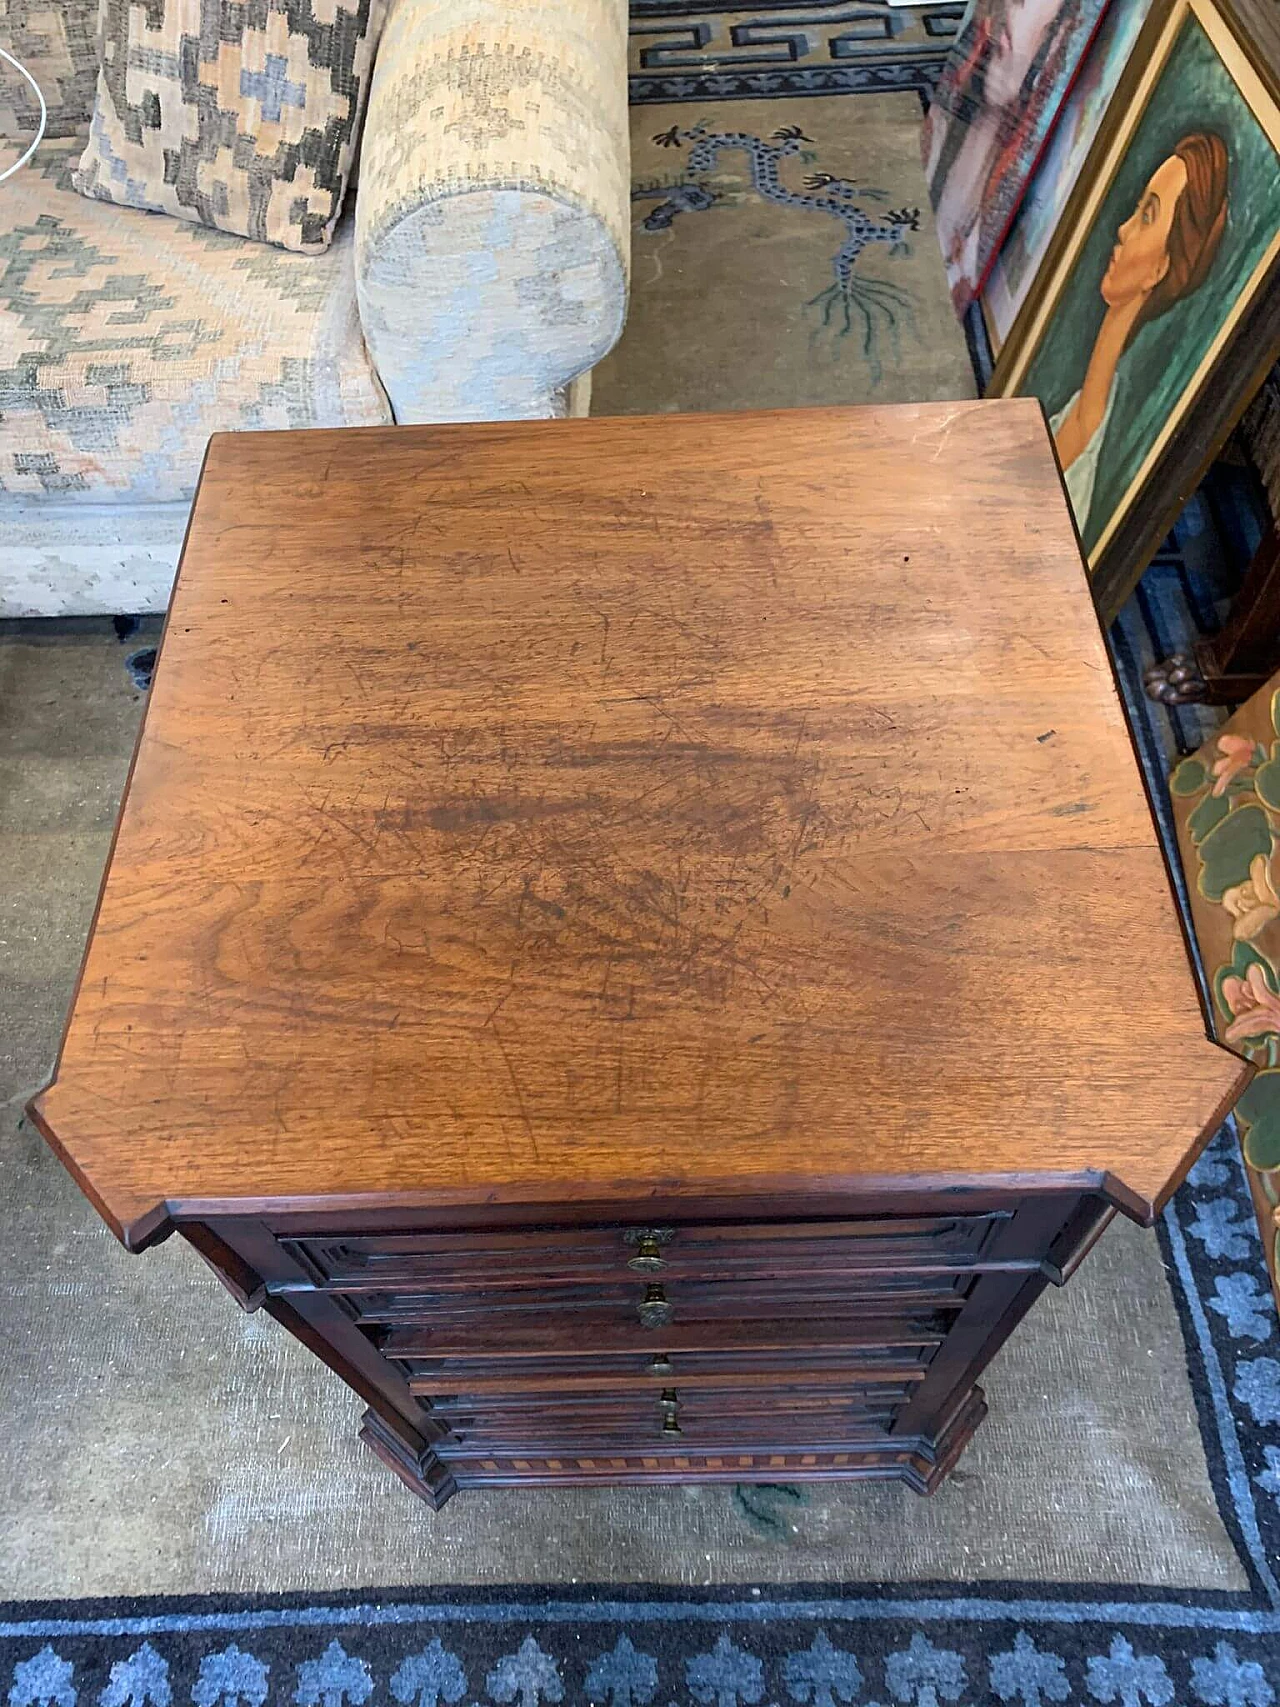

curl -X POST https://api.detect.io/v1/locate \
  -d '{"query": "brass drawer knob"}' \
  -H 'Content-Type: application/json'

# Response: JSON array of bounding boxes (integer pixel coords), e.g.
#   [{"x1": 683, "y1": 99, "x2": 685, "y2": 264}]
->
[
  {"x1": 659, "y1": 1389, "x2": 682, "y2": 1435},
  {"x1": 623, "y1": 1227, "x2": 675, "y2": 1272},
  {"x1": 637, "y1": 1283, "x2": 674, "y2": 1329},
  {"x1": 647, "y1": 1354, "x2": 675, "y2": 1376}
]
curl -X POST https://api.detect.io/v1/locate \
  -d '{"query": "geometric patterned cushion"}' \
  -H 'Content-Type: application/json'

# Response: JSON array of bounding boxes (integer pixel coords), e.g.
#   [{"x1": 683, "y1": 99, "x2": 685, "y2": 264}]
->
[
  {"x1": 0, "y1": 0, "x2": 100, "y2": 137},
  {"x1": 72, "y1": 0, "x2": 386, "y2": 251},
  {"x1": 0, "y1": 139, "x2": 392, "y2": 508}
]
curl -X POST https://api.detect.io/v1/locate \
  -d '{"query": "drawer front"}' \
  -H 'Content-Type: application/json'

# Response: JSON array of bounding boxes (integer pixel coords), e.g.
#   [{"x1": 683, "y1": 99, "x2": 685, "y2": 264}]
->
[
  {"x1": 431, "y1": 1380, "x2": 910, "y2": 1458},
  {"x1": 352, "y1": 1275, "x2": 972, "y2": 1335},
  {"x1": 379, "y1": 1308, "x2": 950, "y2": 1365},
  {"x1": 400, "y1": 1340, "x2": 931, "y2": 1395},
  {"x1": 435, "y1": 1387, "x2": 993, "y2": 1493},
  {"x1": 281, "y1": 1213, "x2": 1010, "y2": 1293}
]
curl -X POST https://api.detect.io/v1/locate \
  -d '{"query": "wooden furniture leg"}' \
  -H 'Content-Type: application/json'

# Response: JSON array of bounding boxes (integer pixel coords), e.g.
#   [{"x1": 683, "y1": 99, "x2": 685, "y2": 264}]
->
[{"x1": 1146, "y1": 524, "x2": 1280, "y2": 705}]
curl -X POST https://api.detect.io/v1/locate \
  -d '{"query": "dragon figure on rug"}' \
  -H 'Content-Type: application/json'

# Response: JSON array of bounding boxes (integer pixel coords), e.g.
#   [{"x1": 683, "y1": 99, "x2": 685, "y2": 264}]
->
[{"x1": 633, "y1": 122, "x2": 921, "y2": 368}]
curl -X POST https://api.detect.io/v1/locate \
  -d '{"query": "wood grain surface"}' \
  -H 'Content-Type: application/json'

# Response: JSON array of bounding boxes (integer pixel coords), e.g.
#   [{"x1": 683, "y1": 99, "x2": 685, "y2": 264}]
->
[{"x1": 31, "y1": 403, "x2": 1245, "y2": 1246}]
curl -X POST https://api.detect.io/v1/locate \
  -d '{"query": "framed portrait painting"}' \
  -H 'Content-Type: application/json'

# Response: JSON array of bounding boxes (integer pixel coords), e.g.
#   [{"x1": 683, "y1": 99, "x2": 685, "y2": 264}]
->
[{"x1": 988, "y1": 0, "x2": 1280, "y2": 619}]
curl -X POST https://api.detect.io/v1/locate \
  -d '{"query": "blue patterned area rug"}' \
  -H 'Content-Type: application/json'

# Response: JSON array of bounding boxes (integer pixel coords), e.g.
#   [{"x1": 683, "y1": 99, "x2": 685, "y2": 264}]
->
[
  {"x1": 629, "y1": 0, "x2": 965, "y2": 104},
  {"x1": 593, "y1": 2, "x2": 976, "y2": 413},
  {"x1": 5, "y1": 9, "x2": 1280, "y2": 1694},
  {"x1": 3, "y1": 1059, "x2": 1280, "y2": 1691}
]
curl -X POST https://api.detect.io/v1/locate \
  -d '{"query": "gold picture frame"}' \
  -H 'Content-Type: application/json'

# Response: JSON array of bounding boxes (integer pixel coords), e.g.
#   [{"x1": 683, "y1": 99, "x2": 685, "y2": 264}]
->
[{"x1": 986, "y1": 0, "x2": 1280, "y2": 619}]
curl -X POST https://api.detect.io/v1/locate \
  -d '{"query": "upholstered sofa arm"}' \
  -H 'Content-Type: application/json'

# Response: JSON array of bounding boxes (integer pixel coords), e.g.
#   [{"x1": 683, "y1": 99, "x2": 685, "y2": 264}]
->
[{"x1": 354, "y1": 0, "x2": 630, "y2": 423}]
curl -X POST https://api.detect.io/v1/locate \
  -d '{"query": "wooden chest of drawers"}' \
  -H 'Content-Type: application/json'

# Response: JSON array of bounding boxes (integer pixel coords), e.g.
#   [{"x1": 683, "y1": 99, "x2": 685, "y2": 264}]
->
[
  {"x1": 30, "y1": 406, "x2": 1247, "y2": 1508},
  {"x1": 183, "y1": 1193, "x2": 1114, "y2": 1504}
]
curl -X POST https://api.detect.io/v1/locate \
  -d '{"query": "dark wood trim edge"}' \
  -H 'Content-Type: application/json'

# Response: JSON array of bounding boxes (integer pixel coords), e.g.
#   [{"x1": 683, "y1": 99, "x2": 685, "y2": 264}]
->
[
  {"x1": 180, "y1": 1223, "x2": 268, "y2": 1311},
  {"x1": 159, "y1": 1170, "x2": 1117, "y2": 1231},
  {"x1": 1041, "y1": 1198, "x2": 1118, "y2": 1285},
  {"x1": 359, "y1": 1407, "x2": 460, "y2": 1511}
]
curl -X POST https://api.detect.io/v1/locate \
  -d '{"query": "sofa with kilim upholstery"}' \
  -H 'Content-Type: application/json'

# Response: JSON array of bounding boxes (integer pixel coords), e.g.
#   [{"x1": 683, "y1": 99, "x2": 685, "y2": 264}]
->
[{"x1": 0, "y1": 0, "x2": 631, "y2": 617}]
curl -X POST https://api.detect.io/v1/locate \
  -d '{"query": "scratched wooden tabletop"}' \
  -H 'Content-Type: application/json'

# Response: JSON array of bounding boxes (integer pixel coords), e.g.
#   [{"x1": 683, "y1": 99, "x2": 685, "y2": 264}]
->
[{"x1": 31, "y1": 403, "x2": 1245, "y2": 1245}]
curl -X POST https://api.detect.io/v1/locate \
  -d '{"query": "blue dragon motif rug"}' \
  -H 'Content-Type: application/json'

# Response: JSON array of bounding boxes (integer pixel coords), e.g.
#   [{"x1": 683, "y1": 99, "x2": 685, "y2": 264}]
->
[{"x1": 592, "y1": 3, "x2": 976, "y2": 414}]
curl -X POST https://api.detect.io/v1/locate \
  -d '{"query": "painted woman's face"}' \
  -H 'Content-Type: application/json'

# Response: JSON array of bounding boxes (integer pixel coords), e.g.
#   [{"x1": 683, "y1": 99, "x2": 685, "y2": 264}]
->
[{"x1": 1101, "y1": 154, "x2": 1188, "y2": 307}]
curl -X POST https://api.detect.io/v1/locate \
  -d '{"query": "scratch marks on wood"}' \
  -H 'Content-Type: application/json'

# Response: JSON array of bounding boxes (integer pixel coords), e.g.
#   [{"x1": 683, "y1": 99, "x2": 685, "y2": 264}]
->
[
  {"x1": 487, "y1": 1020, "x2": 541, "y2": 1163},
  {"x1": 917, "y1": 405, "x2": 970, "y2": 465},
  {"x1": 413, "y1": 691, "x2": 846, "y2": 1029}
]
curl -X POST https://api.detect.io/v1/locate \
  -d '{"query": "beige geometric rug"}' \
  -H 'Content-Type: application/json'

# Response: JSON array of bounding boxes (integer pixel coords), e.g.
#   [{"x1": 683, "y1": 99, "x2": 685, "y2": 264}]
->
[
  {"x1": 0, "y1": 618, "x2": 1242, "y2": 1600},
  {"x1": 0, "y1": 11, "x2": 1258, "y2": 1611}
]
